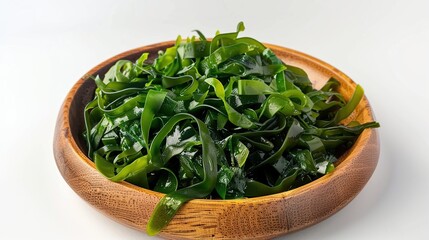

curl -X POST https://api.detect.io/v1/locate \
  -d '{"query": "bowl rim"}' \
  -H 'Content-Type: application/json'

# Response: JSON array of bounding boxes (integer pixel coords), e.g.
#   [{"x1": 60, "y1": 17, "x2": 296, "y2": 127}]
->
[{"x1": 63, "y1": 40, "x2": 378, "y2": 206}]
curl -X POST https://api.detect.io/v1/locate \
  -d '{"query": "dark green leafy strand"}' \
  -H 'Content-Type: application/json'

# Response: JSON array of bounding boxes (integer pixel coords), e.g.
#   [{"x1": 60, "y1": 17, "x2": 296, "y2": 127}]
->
[
  {"x1": 146, "y1": 113, "x2": 217, "y2": 235},
  {"x1": 83, "y1": 22, "x2": 380, "y2": 235}
]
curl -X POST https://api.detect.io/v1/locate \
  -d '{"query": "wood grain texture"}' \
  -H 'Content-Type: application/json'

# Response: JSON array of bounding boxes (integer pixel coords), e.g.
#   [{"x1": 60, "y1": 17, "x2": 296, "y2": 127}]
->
[{"x1": 53, "y1": 41, "x2": 380, "y2": 239}]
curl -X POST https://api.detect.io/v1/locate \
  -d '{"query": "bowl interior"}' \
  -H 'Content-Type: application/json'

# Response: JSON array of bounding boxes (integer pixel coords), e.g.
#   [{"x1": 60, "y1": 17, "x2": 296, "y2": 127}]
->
[
  {"x1": 68, "y1": 41, "x2": 374, "y2": 201},
  {"x1": 68, "y1": 41, "x2": 374, "y2": 195}
]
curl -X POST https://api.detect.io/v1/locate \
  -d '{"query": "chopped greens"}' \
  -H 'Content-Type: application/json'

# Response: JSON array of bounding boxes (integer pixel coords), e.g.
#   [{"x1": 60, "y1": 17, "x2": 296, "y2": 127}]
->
[{"x1": 83, "y1": 22, "x2": 379, "y2": 235}]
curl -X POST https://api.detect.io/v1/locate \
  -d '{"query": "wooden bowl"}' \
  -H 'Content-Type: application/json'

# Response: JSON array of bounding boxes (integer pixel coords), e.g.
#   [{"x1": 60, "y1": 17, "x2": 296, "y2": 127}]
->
[{"x1": 53, "y1": 41, "x2": 379, "y2": 239}]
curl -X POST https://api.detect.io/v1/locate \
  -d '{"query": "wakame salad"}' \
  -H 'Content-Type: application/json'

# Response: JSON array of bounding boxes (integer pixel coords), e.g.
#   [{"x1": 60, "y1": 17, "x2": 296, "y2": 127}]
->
[{"x1": 83, "y1": 22, "x2": 379, "y2": 235}]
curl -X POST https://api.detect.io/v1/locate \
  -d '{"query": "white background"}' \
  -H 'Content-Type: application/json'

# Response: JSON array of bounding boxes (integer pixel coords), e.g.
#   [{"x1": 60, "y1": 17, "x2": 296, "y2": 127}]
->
[{"x1": 1, "y1": 0, "x2": 429, "y2": 239}]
